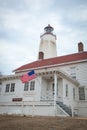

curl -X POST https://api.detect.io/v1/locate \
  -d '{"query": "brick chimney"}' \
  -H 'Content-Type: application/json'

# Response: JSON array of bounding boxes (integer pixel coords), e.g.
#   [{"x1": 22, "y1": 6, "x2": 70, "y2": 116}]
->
[
  {"x1": 38, "y1": 51, "x2": 44, "y2": 59},
  {"x1": 78, "y1": 42, "x2": 84, "y2": 52}
]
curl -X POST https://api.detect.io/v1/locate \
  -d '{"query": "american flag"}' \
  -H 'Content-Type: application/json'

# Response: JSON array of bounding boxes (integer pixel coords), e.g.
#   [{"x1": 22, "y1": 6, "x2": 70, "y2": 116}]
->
[{"x1": 20, "y1": 70, "x2": 36, "y2": 83}]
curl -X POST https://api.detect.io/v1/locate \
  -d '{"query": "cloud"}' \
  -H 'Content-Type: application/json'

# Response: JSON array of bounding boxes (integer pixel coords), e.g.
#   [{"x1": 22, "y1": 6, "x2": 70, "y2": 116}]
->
[
  {"x1": 0, "y1": 39, "x2": 37, "y2": 74},
  {"x1": 0, "y1": 9, "x2": 28, "y2": 30},
  {"x1": 0, "y1": 0, "x2": 87, "y2": 75},
  {"x1": 67, "y1": 5, "x2": 87, "y2": 23}
]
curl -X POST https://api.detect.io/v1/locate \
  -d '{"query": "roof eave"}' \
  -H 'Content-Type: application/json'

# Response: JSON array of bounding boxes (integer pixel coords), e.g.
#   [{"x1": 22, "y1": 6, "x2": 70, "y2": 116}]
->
[{"x1": 13, "y1": 59, "x2": 87, "y2": 74}]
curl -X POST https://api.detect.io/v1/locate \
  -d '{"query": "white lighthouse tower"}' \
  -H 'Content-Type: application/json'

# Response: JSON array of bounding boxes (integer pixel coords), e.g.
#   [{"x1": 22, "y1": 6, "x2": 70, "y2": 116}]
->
[{"x1": 38, "y1": 24, "x2": 57, "y2": 59}]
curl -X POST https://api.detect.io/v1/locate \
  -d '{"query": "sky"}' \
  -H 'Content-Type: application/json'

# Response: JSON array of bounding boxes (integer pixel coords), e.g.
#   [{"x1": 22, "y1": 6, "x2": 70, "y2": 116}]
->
[{"x1": 0, "y1": 0, "x2": 87, "y2": 75}]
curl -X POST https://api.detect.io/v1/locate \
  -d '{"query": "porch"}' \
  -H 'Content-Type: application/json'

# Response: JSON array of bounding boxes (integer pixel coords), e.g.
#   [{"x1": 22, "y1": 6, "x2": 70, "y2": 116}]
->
[
  {"x1": 38, "y1": 70, "x2": 64, "y2": 102},
  {"x1": 36, "y1": 69, "x2": 79, "y2": 116}
]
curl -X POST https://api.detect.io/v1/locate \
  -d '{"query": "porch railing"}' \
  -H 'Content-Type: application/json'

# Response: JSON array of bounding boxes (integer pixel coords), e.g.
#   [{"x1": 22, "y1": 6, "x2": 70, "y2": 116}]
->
[
  {"x1": 40, "y1": 92, "x2": 54, "y2": 101},
  {"x1": 40, "y1": 91, "x2": 63, "y2": 102}
]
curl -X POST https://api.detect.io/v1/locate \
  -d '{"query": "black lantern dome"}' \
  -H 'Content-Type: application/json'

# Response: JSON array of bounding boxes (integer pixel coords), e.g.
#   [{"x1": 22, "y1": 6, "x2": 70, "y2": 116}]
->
[
  {"x1": 44, "y1": 24, "x2": 54, "y2": 33},
  {"x1": 40, "y1": 24, "x2": 56, "y2": 39}
]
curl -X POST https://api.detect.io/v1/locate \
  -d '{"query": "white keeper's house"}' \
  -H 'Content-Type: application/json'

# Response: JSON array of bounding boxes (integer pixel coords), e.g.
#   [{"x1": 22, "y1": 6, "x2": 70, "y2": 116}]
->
[{"x1": 0, "y1": 25, "x2": 87, "y2": 117}]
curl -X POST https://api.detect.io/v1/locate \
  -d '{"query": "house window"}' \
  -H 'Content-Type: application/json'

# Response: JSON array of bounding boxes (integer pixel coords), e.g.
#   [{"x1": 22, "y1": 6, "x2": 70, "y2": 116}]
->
[
  {"x1": 24, "y1": 81, "x2": 35, "y2": 91},
  {"x1": 24, "y1": 82, "x2": 29, "y2": 91},
  {"x1": 73, "y1": 88, "x2": 75, "y2": 100},
  {"x1": 30, "y1": 81, "x2": 35, "y2": 91},
  {"x1": 10, "y1": 83, "x2": 15, "y2": 92},
  {"x1": 52, "y1": 83, "x2": 54, "y2": 91},
  {"x1": 66, "y1": 84, "x2": 68, "y2": 97},
  {"x1": 52, "y1": 83, "x2": 55, "y2": 95},
  {"x1": 79, "y1": 87, "x2": 85, "y2": 100},
  {"x1": 0, "y1": 87, "x2": 1, "y2": 93},
  {"x1": 0, "y1": 81, "x2": 2, "y2": 85},
  {"x1": 70, "y1": 67, "x2": 76, "y2": 79},
  {"x1": 5, "y1": 84, "x2": 10, "y2": 92}
]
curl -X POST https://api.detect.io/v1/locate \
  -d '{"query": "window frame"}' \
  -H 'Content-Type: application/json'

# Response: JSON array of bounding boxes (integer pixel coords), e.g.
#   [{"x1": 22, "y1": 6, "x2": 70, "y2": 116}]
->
[
  {"x1": 73, "y1": 88, "x2": 75, "y2": 100},
  {"x1": 10, "y1": 83, "x2": 15, "y2": 92},
  {"x1": 5, "y1": 84, "x2": 10, "y2": 93},
  {"x1": 0, "y1": 87, "x2": 1, "y2": 93},
  {"x1": 70, "y1": 66, "x2": 76, "y2": 79},
  {"x1": 24, "y1": 82, "x2": 29, "y2": 91},
  {"x1": 65, "y1": 84, "x2": 68, "y2": 97},
  {"x1": 79, "y1": 87, "x2": 85, "y2": 100},
  {"x1": 24, "y1": 81, "x2": 35, "y2": 92},
  {"x1": 30, "y1": 81, "x2": 35, "y2": 91}
]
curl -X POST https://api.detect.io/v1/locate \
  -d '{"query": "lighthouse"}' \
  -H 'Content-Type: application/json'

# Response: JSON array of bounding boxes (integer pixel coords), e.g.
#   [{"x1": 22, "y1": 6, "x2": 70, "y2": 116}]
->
[{"x1": 38, "y1": 24, "x2": 57, "y2": 59}]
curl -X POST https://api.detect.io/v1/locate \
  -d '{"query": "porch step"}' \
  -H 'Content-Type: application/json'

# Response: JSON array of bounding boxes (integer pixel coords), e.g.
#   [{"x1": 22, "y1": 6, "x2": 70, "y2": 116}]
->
[{"x1": 56, "y1": 101, "x2": 72, "y2": 116}]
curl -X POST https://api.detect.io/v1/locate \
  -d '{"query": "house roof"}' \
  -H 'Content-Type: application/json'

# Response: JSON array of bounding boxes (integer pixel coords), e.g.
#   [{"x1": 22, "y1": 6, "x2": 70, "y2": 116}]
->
[{"x1": 14, "y1": 51, "x2": 87, "y2": 72}]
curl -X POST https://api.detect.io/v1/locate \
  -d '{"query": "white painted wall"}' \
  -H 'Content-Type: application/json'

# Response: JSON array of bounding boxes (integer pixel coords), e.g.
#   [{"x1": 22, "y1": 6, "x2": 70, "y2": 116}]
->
[
  {"x1": 63, "y1": 78, "x2": 78, "y2": 108},
  {"x1": 0, "y1": 76, "x2": 42, "y2": 104},
  {"x1": 59, "y1": 62, "x2": 87, "y2": 86},
  {"x1": 0, "y1": 60, "x2": 87, "y2": 117},
  {"x1": 76, "y1": 62, "x2": 87, "y2": 86},
  {"x1": 39, "y1": 34, "x2": 57, "y2": 59},
  {"x1": 77, "y1": 101, "x2": 87, "y2": 117},
  {"x1": 41, "y1": 78, "x2": 48, "y2": 98},
  {"x1": 0, "y1": 78, "x2": 23, "y2": 103},
  {"x1": 58, "y1": 79, "x2": 63, "y2": 101}
]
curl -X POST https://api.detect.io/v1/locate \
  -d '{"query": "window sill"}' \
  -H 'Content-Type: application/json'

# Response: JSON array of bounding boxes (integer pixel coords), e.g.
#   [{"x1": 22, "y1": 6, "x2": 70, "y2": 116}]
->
[
  {"x1": 24, "y1": 91, "x2": 36, "y2": 96},
  {"x1": 4, "y1": 93, "x2": 15, "y2": 95}
]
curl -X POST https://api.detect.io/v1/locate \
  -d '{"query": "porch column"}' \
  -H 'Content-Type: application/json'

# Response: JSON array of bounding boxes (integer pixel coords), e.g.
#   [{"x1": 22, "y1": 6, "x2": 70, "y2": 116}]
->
[{"x1": 54, "y1": 71, "x2": 57, "y2": 115}]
